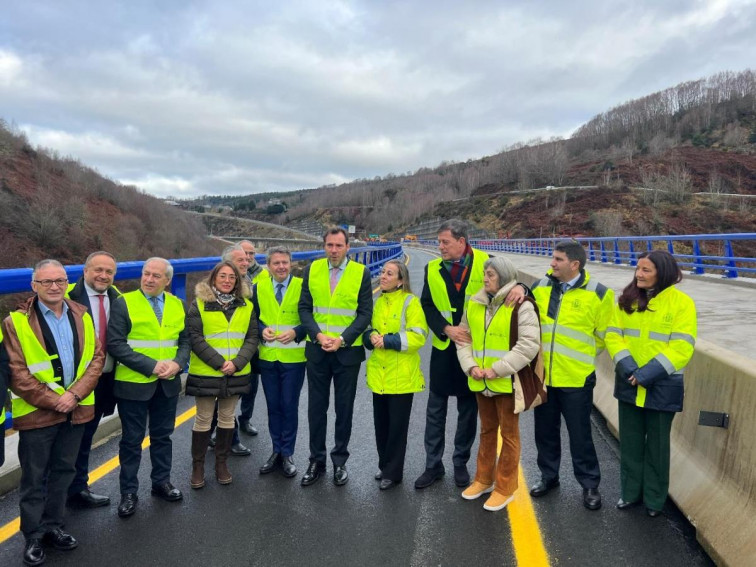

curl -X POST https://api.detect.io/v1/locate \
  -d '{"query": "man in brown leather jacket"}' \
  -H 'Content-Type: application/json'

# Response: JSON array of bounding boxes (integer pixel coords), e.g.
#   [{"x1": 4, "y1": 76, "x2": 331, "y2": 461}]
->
[{"x1": 2, "y1": 259, "x2": 104, "y2": 567}]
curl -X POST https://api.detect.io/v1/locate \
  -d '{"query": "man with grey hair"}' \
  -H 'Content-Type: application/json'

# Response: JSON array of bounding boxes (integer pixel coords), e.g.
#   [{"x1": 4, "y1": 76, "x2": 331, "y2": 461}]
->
[
  {"x1": 416, "y1": 219, "x2": 526, "y2": 490},
  {"x1": 240, "y1": 240, "x2": 270, "y2": 285},
  {"x1": 529, "y1": 240, "x2": 614, "y2": 510},
  {"x1": 3, "y1": 259, "x2": 104, "y2": 565},
  {"x1": 108, "y1": 257, "x2": 190, "y2": 518}
]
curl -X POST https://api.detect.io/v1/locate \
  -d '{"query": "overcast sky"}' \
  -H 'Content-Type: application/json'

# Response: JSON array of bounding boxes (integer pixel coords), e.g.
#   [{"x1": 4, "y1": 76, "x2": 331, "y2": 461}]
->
[{"x1": 1, "y1": 1, "x2": 755, "y2": 198}]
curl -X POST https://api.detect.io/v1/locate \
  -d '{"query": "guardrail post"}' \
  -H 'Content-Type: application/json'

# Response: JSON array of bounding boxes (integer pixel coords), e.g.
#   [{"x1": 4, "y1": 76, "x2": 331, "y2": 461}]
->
[
  {"x1": 692, "y1": 240, "x2": 705, "y2": 275},
  {"x1": 588, "y1": 242, "x2": 595, "y2": 262},
  {"x1": 171, "y1": 273, "x2": 187, "y2": 300},
  {"x1": 724, "y1": 240, "x2": 738, "y2": 278},
  {"x1": 613, "y1": 239, "x2": 621, "y2": 264},
  {"x1": 600, "y1": 242, "x2": 607, "y2": 263},
  {"x1": 629, "y1": 241, "x2": 637, "y2": 266},
  {"x1": 667, "y1": 240, "x2": 675, "y2": 256}
]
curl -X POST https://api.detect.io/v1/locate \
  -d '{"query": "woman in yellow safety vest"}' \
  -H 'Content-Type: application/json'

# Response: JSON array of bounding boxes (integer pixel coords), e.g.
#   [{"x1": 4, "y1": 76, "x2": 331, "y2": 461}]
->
[
  {"x1": 364, "y1": 259, "x2": 428, "y2": 491},
  {"x1": 605, "y1": 250, "x2": 696, "y2": 518},
  {"x1": 186, "y1": 262, "x2": 259, "y2": 488},
  {"x1": 456, "y1": 256, "x2": 541, "y2": 511}
]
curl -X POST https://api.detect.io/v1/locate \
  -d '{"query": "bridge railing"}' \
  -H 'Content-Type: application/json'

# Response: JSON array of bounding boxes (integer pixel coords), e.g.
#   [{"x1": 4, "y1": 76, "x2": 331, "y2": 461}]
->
[
  {"x1": 0, "y1": 244, "x2": 404, "y2": 298},
  {"x1": 0, "y1": 244, "x2": 403, "y2": 429},
  {"x1": 419, "y1": 233, "x2": 756, "y2": 278}
]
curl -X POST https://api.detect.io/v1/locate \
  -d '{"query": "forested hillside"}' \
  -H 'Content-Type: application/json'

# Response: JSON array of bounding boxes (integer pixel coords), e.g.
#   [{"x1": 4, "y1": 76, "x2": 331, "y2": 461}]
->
[
  {"x1": 191, "y1": 70, "x2": 756, "y2": 238},
  {"x1": 0, "y1": 122, "x2": 219, "y2": 270}
]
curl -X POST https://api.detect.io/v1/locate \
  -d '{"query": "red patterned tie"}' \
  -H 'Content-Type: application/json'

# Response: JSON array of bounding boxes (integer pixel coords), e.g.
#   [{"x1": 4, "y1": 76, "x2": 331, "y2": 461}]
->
[{"x1": 97, "y1": 294, "x2": 107, "y2": 348}]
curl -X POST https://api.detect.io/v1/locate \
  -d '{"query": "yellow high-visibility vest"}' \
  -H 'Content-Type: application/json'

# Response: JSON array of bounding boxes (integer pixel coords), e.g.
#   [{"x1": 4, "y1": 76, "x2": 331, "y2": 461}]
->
[
  {"x1": 258, "y1": 277, "x2": 306, "y2": 363},
  {"x1": 188, "y1": 298, "x2": 254, "y2": 376},
  {"x1": 307, "y1": 259, "x2": 364, "y2": 347},
  {"x1": 114, "y1": 291, "x2": 185, "y2": 384},
  {"x1": 426, "y1": 248, "x2": 487, "y2": 350},
  {"x1": 8, "y1": 309, "x2": 95, "y2": 419},
  {"x1": 466, "y1": 300, "x2": 514, "y2": 394}
]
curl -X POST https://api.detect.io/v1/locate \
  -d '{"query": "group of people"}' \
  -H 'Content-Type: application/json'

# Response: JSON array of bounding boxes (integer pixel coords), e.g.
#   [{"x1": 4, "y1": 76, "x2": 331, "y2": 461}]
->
[{"x1": 0, "y1": 222, "x2": 697, "y2": 566}]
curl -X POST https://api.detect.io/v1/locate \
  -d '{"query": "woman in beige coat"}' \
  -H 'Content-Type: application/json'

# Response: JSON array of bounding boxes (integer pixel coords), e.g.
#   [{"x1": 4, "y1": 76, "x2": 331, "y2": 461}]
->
[{"x1": 457, "y1": 256, "x2": 541, "y2": 511}]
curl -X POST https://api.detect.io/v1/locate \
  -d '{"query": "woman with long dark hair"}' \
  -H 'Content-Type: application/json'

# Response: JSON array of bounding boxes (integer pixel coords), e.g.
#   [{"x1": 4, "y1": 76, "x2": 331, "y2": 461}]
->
[
  {"x1": 605, "y1": 250, "x2": 697, "y2": 517},
  {"x1": 186, "y1": 261, "x2": 258, "y2": 488}
]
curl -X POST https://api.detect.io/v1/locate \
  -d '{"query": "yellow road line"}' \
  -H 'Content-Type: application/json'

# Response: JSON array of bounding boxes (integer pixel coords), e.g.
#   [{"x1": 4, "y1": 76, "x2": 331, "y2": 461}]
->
[
  {"x1": 493, "y1": 429, "x2": 550, "y2": 566},
  {"x1": 0, "y1": 406, "x2": 197, "y2": 545}
]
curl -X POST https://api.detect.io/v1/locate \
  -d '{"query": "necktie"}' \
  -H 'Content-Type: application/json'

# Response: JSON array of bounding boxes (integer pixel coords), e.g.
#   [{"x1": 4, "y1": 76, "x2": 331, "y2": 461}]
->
[
  {"x1": 275, "y1": 283, "x2": 284, "y2": 305},
  {"x1": 97, "y1": 294, "x2": 107, "y2": 347},
  {"x1": 561, "y1": 282, "x2": 569, "y2": 295},
  {"x1": 330, "y1": 267, "x2": 339, "y2": 294},
  {"x1": 150, "y1": 296, "x2": 162, "y2": 324}
]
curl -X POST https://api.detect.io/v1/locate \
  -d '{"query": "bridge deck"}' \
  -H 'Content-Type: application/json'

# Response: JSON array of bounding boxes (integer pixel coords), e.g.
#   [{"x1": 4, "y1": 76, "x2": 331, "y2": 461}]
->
[{"x1": 0, "y1": 249, "x2": 723, "y2": 566}]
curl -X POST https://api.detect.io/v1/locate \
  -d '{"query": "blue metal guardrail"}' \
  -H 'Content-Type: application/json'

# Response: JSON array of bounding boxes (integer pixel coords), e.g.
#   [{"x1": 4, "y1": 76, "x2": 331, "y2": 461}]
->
[
  {"x1": 0, "y1": 244, "x2": 404, "y2": 297},
  {"x1": 0, "y1": 244, "x2": 403, "y2": 429},
  {"x1": 418, "y1": 233, "x2": 756, "y2": 279}
]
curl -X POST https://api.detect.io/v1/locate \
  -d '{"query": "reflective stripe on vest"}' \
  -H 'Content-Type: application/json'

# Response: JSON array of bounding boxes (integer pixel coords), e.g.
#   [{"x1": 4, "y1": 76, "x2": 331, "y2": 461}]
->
[
  {"x1": 426, "y1": 248, "x2": 487, "y2": 350},
  {"x1": 258, "y1": 277, "x2": 306, "y2": 363},
  {"x1": 466, "y1": 300, "x2": 513, "y2": 394},
  {"x1": 188, "y1": 298, "x2": 253, "y2": 376},
  {"x1": 115, "y1": 291, "x2": 186, "y2": 384},
  {"x1": 9, "y1": 309, "x2": 95, "y2": 419},
  {"x1": 307, "y1": 259, "x2": 364, "y2": 346}
]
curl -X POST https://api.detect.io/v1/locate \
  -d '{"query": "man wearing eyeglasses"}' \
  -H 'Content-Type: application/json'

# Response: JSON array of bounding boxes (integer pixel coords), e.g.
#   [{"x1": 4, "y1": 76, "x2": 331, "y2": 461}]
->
[
  {"x1": 2, "y1": 259, "x2": 104, "y2": 567},
  {"x1": 107, "y1": 257, "x2": 190, "y2": 519}
]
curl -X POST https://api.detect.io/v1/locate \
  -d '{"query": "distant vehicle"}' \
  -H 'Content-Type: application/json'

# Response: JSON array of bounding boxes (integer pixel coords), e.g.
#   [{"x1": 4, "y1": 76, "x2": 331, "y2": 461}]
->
[
  {"x1": 546, "y1": 185, "x2": 555, "y2": 190},
  {"x1": 404, "y1": 234, "x2": 417, "y2": 241}
]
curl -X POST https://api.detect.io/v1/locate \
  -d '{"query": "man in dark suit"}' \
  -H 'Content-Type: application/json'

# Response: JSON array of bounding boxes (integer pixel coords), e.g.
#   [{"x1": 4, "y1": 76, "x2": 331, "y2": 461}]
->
[
  {"x1": 416, "y1": 219, "x2": 524, "y2": 490},
  {"x1": 65, "y1": 251, "x2": 120, "y2": 508},
  {"x1": 108, "y1": 257, "x2": 190, "y2": 518},
  {"x1": 298, "y1": 227, "x2": 372, "y2": 486}
]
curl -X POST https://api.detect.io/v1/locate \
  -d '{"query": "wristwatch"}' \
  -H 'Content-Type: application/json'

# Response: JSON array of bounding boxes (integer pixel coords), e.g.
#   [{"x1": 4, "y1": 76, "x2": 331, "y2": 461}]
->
[
  {"x1": 339, "y1": 335, "x2": 346, "y2": 348},
  {"x1": 72, "y1": 392, "x2": 81, "y2": 402}
]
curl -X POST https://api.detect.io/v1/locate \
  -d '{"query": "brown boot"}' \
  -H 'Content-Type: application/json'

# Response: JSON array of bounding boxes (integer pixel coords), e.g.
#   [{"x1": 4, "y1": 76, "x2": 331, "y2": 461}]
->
[
  {"x1": 191, "y1": 430, "x2": 212, "y2": 489},
  {"x1": 214, "y1": 428, "x2": 234, "y2": 485}
]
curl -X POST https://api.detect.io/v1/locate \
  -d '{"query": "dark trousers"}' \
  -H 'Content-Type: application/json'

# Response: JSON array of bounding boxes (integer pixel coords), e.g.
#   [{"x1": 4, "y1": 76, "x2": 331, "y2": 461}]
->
[
  {"x1": 373, "y1": 393, "x2": 414, "y2": 482},
  {"x1": 18, "y1": 421, "x2": 84, "y2": 539},
  {"x1": 68, "y1": 406, "x2": 105, "y2": 496},
  {"x1": 533, "y1": 382, "x2": 601, "y2": 489},
  {"x1": 261, "y1": 362, "x2": 306, "y2": 457},
  {"x1": 306, "y1": 355, "x2": 360, "y2": 467},
  {"x1": 423, "y1": 390, "x2": 478, "y2": 471},
  {"x1": 239, "y1": 373, "x2": 260, "y2": 422},
  {"x1": 117, "y1": 387, "x2": 179, "y2": 494},
  {"x1": 618, "y1": 401, "x2": 675, "y2": 511}
]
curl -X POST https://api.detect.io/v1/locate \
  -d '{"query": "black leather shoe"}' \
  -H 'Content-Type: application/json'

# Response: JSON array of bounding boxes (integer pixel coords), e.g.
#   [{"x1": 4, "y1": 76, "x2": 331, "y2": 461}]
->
[
  {"x1": 301, "y1": 461, "x2": 325, "y2": 487},
  {"x1": 67, "y1": 488, "x2": 110, "y2": 508},
  {"x1": 375, "y1": 471, "x2": 382, "y2": 481},
  {"x1": 239, "y1": 421, "x2": 259, "y2": 436},
  {"x1": 230, "y1": 442, "x2": 251, "y2": 456},
  {"x1": 454, "y1": 465, "x2": 470, "y2": 488},
  {"x1": 281, "y1": 456, "x2": 297, "y2": 478},
  {"x1": 646, "y1": 508, "x2": 662, "y2": 517},
  {"x1": 379, "y1": 478, "x2": 401, "y2": 491},
  {"x1": 334, "y1": 465, "x2": 349, "y2": 486},
  {"x1": 260, "y1": 452, "x2": 281, "y2": 474},
  {"x1": 23, "y1": 539, "x2": 44, "y2": 566},
  {"x1": 117, "y1": 493, "x2": 138, "y2": 518},
  {"x1": 151, "y1": 482, "x2": 183, "y2": 502},
  {"x1": 616, "y1": 498, "x2": 639, "y2": 510},
  {"x1": 529, "y1": 478, "x2": 560, "y2": 497},
  {"x1": 414, "y1": 468, "x2": 445, "y2": 489},
  {"x1": 583, "y1": 488, "x2": 602, "y2": 510},
  {"x1": 42, "y1": 528, "x2": 78, "y2": 551}
]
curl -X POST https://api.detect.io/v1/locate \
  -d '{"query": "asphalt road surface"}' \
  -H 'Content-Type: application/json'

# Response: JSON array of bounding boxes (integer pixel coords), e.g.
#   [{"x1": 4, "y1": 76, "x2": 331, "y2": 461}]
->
[{"x1": 0, "y1": 249, "x2": 713, "y2": 566}]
